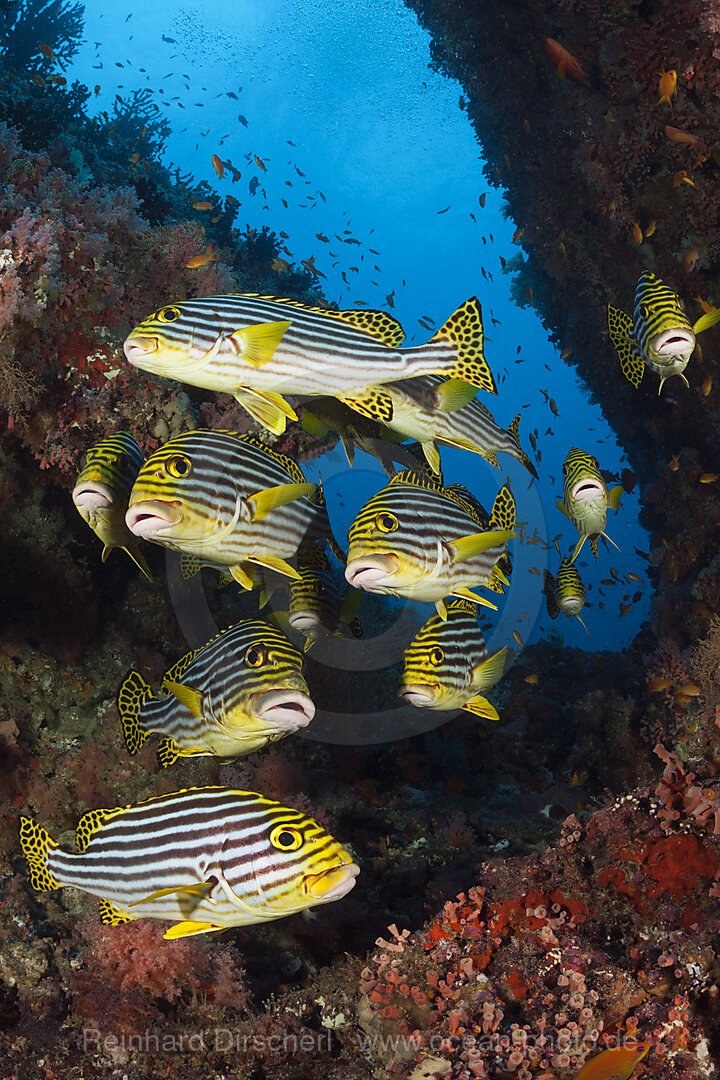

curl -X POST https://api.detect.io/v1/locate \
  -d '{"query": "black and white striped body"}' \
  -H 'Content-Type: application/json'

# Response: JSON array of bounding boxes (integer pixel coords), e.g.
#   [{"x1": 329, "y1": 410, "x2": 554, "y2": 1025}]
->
[
  {"x1": 41, "y1": 788, "x2": 358, "y2": 932},
  {"x1": 561, "y1": 448, "x2": 608, "y2": 546},
  {"x1": 401, "y1": 600, "x2": 490, "y2": 709}
]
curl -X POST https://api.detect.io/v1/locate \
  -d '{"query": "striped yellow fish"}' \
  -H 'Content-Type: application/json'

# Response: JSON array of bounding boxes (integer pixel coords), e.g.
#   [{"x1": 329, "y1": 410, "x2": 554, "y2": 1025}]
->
[
  {"x1": 339, "y1": 375, "x2": 537, "y2": 478},
  {"x1": 400, "y1": 597, "x2": 507, "y2": 719},
  {"x1": 117, "y1": 620, "x2": 314, "y2": 767},
  {"x1": 557, "y1": 448, "x2": 623, "y2": 561},
  {"x1": 286, "y1": 543, "x2": 362, "y2": 651},
  {"x1": 345, "y1": 469, "x2": 517, "y2": 619},
  {"x1": 72, "y1": 433, "x2": 152, "y2": 580},
  {"x1": 123, "y1": 294, "x2": 496, "y2": 435},
  {"x1": 543, "y1": 558, "x2": 588, "y2": 633},
  {"x1": 19, "y1": 787, "x2": 359, "y2": 938},
  {"x1": 608, "y1": 271, "x2": 720, "y2": 394},
  {"x1": 300, "y1": 397, "x2": 406, "y2": 476},
  {"x1": 125, "y1": 430, "x2": 344, "y2": 588}
]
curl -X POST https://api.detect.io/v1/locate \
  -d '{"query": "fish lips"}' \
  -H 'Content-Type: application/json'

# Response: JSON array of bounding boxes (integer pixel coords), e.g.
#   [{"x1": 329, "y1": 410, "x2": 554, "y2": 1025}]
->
[
  {"x1": 126, "y1": 499, "x2": 184, "y2": 538},
  {"x1": 398, "y1": 683, "x2": 440, "y2": 707},
  {"x1": 123, "y1": 333, "x2": 159, "y2": 365},
  {"x1": 304, "y1": 861, "x2": 360, "y2": 901},
  {"x1": 252, "y1": 688, "x2": 315, "y2": 730},
  {"x1": 651, "y1": 327, "x2": 695, "y2": 359},
  {"x1": 289, "y1": 610, "x2": 321, "y2": 632},
  {"x1": 570, "y1": 478, "x2": 605, "y2": 503},
  {"x1": 72, "y1": 480, "x2": 116, "y2": 511},
  {"x1": 345, "y1": 553, "x2": 398, "y2": 591}
]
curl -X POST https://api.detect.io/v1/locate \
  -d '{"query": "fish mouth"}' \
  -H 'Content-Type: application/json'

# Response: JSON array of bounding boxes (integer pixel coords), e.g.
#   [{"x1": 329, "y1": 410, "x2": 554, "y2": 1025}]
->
[
  {"x1": 570, "y1": 479, "x2": 604, "y2": 503},
  {"x1": 345, "y1": 554, "x2": 398, "y2": 590},
  {"x1": 304, "y1": 861, "x2": 360, "y2": 901},
  {"x1": 72, "y1": 481, "x2": 115, "y2": 510},
  {"x1": 124, "y1": 334, "x2": 159, "y2": 363},
  {"x1": 252, "y1": 688, "x2": 315, "y2": 730},
  {"x1": 289, "y1": 611, "x2": 321, "y2": 632},
  {"x1": 125, "y1": 500, "x2": 184, "y2": 537},
  {"x1": 398, "y1": 683, "x2": 440, "y2": 707},
  {"x1": 651, "y1": 327, "x2": 695, "y2": 359}
]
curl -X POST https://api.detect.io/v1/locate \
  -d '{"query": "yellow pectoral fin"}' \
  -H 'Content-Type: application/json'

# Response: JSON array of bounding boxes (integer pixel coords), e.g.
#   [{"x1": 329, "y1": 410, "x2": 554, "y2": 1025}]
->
[
  {"x1": 229, "y1": 319, "x2": 292, "y2": 367},
  {"x1": 693, "y1": 307, "x2": 720, "y2": 334},
  {"x1": 451, "y1": 587, "x2": 498, "y2": 611},
  {"x1": 164, "y1": 921, "x2": 224, "y2": 939},
  {"x1": 433, "y1": 378, "x2": 479, "y2": 413},
  {"x1": 556, "y1": 500, "x2": 570, "y2": 519},
  {"x1": 233, "y1": 392, "x2": 295, "y2": 436},
  {"x1": 471, "y1": 646, "x2": 507, "y2": 690},
  {"x1": 607, "y1": 484, "x2": 624, "y2": 511},
  {"x1": 422, "y1": 441, "x2": 442, "y2": 475},
  {"x1": 164, "y1": 681, "x2": 204, "y2": 718},
  {"x1": 229, "y1": 564, "x2": 256, "y2": 589},
  {"x1": 450, "y1": 529, "x2": 517, "y2": 563},
  {"x1": 301, "y1": 410, "x2": 329, "y2": 436},
  {"x1": 249, "y1": 482, "x2": 317, "y2": 522},
  {"x1": 435, "y1": 598, "x2": 448, "y2": 620},
  {"x1": 250, "y1": 554, "x2": 302, "y2": 580},
  {"x1": 131, "y1": 881, "x2": 215, "y2": 906},
  {"x1": 463, "y1": 696, "x2": 500, "y2": 722}
]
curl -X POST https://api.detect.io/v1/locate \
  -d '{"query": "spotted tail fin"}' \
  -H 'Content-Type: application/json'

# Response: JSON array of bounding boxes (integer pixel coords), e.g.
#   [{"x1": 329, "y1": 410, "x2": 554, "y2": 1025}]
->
[
  {"x1": 19, "y1": 817, "x2": 61, "y2": 892},
  {"x1": 414, "y1": 297, "x2": 497, "y2": 394},
  {"x1": 117, "y1": 670, "x2": 153, "y2": 755}
]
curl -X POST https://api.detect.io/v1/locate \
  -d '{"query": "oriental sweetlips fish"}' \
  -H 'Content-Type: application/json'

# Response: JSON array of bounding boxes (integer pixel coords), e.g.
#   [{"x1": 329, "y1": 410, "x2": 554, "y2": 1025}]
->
[
  {"x1": 19, "y1": 787, "x2": 359, "y2": 938},
  {"x1": 339, "y1": 374, "x2": 537, "y2": 477},
  {"x1": 300, "y1": 396, "x2": 406, "y2": 476},
  {"x1": 123, "y1": 294, "x2": 496, "y2": 436},
  {"x1": 608, "y1": 271, "x2": 720, "y2": 393},
  {"x1": 557, "y1": 448, "x2": 623, "y2": 561},
  {"x1": 117, "y1": 620, "x2": 314, "y2": 767},
  {"x1": 543, "y1": 558, "x2": 588, "y2": 633},
  {"x1": 345, "y1": 469, "x2": 517, "y2": 619},
  {"x1": 400, "y1": 597, "x2": 507, "y2": 720},
  {"x1": 125, "y1": 430, "x2": 344, "y2": 588},
  {"x1": 286, "y1": 544, "x2": 362, "y2": 651},
  {"x1": 72, "y1": 432, "x2": 152, "y2": 580}
]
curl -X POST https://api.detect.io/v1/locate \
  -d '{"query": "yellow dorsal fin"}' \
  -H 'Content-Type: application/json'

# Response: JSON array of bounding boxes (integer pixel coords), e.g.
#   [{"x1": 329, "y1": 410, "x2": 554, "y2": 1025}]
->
[
  {"x1": 162, "y1": 646, "x2": 198, "y2": 686},
  {"x1": 164, "y1": 681, "x2": 204, "y2": 718},
  {"x1": 76, "y1": 807, "x2": 123, "y2": 854},
  {"x1": 471, "y1": 646, "x2": 507, "y2": 690},
  {"x1": 248, "y1": 482, "x2": 316, "y2": 522},
  {"x1": 249, "y1": 554, "x2": 302, "y2": 580},
  {"x1": 229, "y1": 320, "x2": 291, "y2": 367},
  {"x1": 463, "y1": 695, "x2": 500, "y2": 721},
  {"x1": 449, "y1": 529, "x2": 516, "y2": 563}
]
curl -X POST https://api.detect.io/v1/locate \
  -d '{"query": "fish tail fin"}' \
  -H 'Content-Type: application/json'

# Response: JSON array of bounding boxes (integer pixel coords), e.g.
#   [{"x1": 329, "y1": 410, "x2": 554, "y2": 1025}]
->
[
  {"x1": 507, "y1": 414, "x2": 539, "y2": 478},
  {"x1": 416, "y1": 297, "x2": 497, "y2": 393},
  {"x1": 590, "y1": 536, "x2": 599, "y2": 559},
  {"x1": 19, "y1": 817, "x2": 61, "y2": 892},
  {"x1": 489, "y1": 483, "x2": 516, "y2": 532},
  {"x1": 117, "y1": 670, "x2": 152, "y2": 755}
]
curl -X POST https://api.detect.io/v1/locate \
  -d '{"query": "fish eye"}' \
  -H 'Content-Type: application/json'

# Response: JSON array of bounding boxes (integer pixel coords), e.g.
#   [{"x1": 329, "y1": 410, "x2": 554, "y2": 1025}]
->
[
  {"x1": 430, "y1": 647, "x2": 444, "y2": 666},
  {"x1": 375, "y1": 512, "x2": 398, "y2": 533},
  {"x1": 641, "y1": 304, "x2": 650, "y2": 319},
  {"x1": 270, "y1": 825, "x2": 303, "y2": 851},
  {"x1": 165, "y1": 454, "x2": 192, "y2": 478},
  {"x1": 245, "y1": 645, "x2": 266, "y2": 667},
  {"x1": 156, "y1": 305, "x2": 181, "y2": 323}
]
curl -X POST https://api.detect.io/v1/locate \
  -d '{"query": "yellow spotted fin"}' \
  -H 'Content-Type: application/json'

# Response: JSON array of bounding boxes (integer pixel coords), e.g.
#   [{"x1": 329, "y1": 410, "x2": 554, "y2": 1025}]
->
[
  {"x1": 117, "y1": 670, "x2": 153, "y2": 755},
  {"x1": 157, "y1": 737, "x2": 182, "y2": 768},
  {"x1": 99, "y1": 898, "x2": 134, "y2": 925},
  {"x1": 543, "y1": 569, "x2": 560, "y2": 619},
  {"x1": 249, "y1": 482, "x2": 317, "y2": 522},
  {"x1": 607, "y1": 305, "x2": 644, "y2": 388},
  {"x1": 229, "y1": 319, "x2": 292, "y2": 367},
  {"x1": 339, "y1": 387, "x2": 395, "y2": 423},
  {"x1": 76, "y1": 806, "x2": 123, "y2": 852},
  {"x1": 18, "y1": 817, "x2": 61, "y2": 892},
  {"x1": 488, "y1": 482, "x2": 516, "y2": 532},
  {"x1": 421, "y1": 440, "x2": 442, "y2": 475},
  {"x1": 422, "y1": 297, "x2": 497, "y2": 393}
]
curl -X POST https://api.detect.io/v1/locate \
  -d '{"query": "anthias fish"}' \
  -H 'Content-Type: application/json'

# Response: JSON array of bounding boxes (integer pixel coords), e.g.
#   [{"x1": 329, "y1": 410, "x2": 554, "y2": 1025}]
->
[
  {"x1": 125, "y1": 430, "x2": 343, "y2": 587},
  {"x1": 572, "y1": 1043, "x2": 649, "y2": 1080},
  {"x1": 117, "y1": 621, "x2": 314, "y2": 766},
  {"x1": 123, "y1": 294, "x2": 496, "y2": 435},
  {"x1": 400, "y1": 597, "x2": 507, "y2": 720},
  {"x1": 608, "y1": 271, "x2": 720, "y2": 393},
  {"x1": 557, "y1": 448, "x2": 623, "y2": 561},
  {"x1": 340, "y1": 374, "x2": 537, "y2": 477},
  {"x1": 72, "y1": 432, "x2": 152, "y2": 580},
  {"x1": 19, "y1": 787, "x2": 359, "y2": 938},
  {"x1": 345, "y1": 469, "x2": 517, "y2": 618},
  {"x1": 543, "y1": 558, "x2": 588, "y2": 633}
]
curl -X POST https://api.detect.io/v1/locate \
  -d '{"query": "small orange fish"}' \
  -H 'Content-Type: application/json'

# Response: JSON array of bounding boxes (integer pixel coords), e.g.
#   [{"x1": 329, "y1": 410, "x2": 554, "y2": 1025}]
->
[
  {"x1": 619, "y1": 602, "x2": 632, "y2": 616},
  {"x1": 645, "y1": 220, "x2": 656, "y2": 237},
  {"x1": 524, "y1": 674, "x2": 539, "y2": 685},
  {"x1": 385, "y1": 290, "x2": 395, "y2": 309},
  {"x1": 544, "y1": 37, "x2": 589, "y2": 86},
  {"x1": 512, "y1": 226, "x2": 524, "y2": 243},
  {"x1": 212, "y1": 153, "x2": 224, "y2": 179},
  {"x1": 47, "y1": 74, "x2": 66, "y2": 86},
  {"x1": 210, "y1": 214, "x2": 222, "y2": 224},
  {"x1": 184, "y1": 244, "x2": 216, "y2": 269},
  {"x1": 560, "y1": 347, "x2": 572, "y2": 358},
  {"x1": 668, "y1": 454, "x2": 680, "y2": 471},
  {"x1": 549, "y1": 398, "x2": 559, "y2": 417},
  {"x1": 696, "y1": 296, "x2": 715, "y2": 314},
  {"x1": 657, "y1": 70, "x2": 677, "y2": 107},
  {"x1": 700, "y1": 473, "x2": 718, "y2": 483},
  {"x1": 648, "y1": 676, "x2": 674, "y2": 692},
  {"x1": 94, "y1": 84, "x2": 101, "y2": 96},
  {"x1": 572, "y1": 1043, "x2": 649, "y2": 1080},
  {"x1": 513, "y1": 630, "x2": 525, "y2": 648},
  {"x1": 254, "y1": 155, "x2": 267, "y2": 171},
  {"x1": 37, "y1": 43, "x2": 55, "y2": 60},
  {"x1": 673, "y1": 169, "x2": 694, "y2": 187},
  {"x1": 676, "y1": 683, "x2": 700, "y2": 696},
  {"x1": 130, "y1": 152, "x2": 139, "y2": 164},
  {"x1": 702, "y1": 374, "x2": 712, "y2": 396},
  {"x1": 627, "y1": 573, "x2": 643, "y2": 583},
  {"x1": 479, "y1": 193, "x2": 486, "y2": 208},
  {"x1": 272, "y1": 257, "x2": 291, "y2": 273},
  {"x1": 29, "y1": 73, "x2": 46, "y2": 86},
  {"x1": 682, "y1": 245, "x2": 700, "y2": 273},
  {"x1": 192, "y1": 200, "x2": 213, "y2": 211},
  {"x1": 522, "y1": 118, "x2": 531, "y2": 134},
  {"x1": 632, "y1": 223, "x2": 643, "y2": 245},
  {"x1": 665, "y1": 125, "x2": 706, "y2": 154}
]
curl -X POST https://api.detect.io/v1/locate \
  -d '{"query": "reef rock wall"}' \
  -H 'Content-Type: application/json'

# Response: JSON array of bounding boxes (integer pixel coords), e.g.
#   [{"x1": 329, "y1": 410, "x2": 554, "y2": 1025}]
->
[{"x1": 405, "y1": 0, "x2": 720, "y2": 650}]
